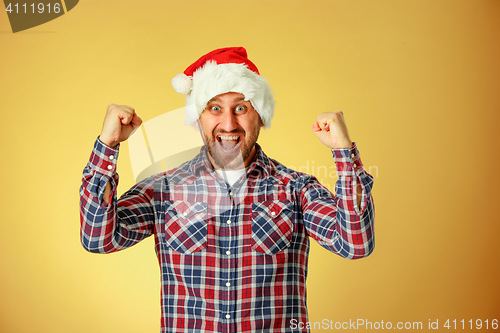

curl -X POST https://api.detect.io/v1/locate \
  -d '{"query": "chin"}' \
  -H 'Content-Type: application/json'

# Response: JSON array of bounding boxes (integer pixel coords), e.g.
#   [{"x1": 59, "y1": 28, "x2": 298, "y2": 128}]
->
[{"x1": 207, "y1": 141, "x2": 246, "y2": 170}]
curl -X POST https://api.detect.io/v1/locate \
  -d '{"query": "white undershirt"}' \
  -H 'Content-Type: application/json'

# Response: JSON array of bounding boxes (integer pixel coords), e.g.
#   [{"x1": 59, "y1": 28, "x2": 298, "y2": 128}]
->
[{"x1": 215, "y1": 168, "x2": 246, "y2": 186}]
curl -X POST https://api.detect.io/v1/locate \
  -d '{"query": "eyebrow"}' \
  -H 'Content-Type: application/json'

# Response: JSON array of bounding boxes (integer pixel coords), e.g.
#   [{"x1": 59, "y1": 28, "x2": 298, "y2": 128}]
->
[{"x1": 208, "y1": 95, "x2": 246, "y2": 103}]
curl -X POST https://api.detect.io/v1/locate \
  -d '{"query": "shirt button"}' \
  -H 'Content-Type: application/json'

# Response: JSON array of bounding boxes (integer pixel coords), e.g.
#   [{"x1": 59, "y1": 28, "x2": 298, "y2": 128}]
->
[
  {"x1": 226, "y1": 314, "x2": 231, "y2": 319},
  {"x1": 183, "y1": 212, "x2": 188, "y2": 217},
  {"x1": 107, "y1": 165, "x2": 112, "y2": 170},
  {"x1": 109, "y1": 155, "x2": 114, "y2": 160},
  {"x1": 271, "y1": 211, "x2": 276, "y2": 217},
  {"x1": 229, "y1": 191, "x2": 233, "y2": 196},
  {"x1": 226, "y1": 282, "x2": 231, "y2": 287},
  {"x1": 353, "y1": 163, "x2": 357, "y2": 168},
  {"x1": 226, "y1": 220, "x2": 231, "y2": 225},
  {"x1": 351, "y1": 153, "x2": 355, "y2": 158},
  {"x1": 226, "y1": 250, "x2": 231, "y2": 255}
]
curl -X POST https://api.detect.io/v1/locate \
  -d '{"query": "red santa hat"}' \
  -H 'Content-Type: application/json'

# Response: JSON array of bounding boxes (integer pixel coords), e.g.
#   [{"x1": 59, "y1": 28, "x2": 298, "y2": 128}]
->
[{"x1": 171, "y1": 47, "x2": 275, "y2": 127}]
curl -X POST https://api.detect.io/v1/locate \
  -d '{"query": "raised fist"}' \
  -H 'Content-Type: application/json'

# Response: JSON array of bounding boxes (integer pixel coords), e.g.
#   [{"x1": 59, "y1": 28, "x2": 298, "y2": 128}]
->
[
  {"x1": 311, "y1": 111, "x2": 353, "y2": 149},
  {"x1": 100, "y1": 104, "x2": 142, "y2": 147}
]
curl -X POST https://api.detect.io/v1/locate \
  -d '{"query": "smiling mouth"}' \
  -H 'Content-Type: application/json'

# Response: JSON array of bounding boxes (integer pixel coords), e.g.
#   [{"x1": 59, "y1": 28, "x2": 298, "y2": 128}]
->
[{"x1": 216, "y1": 134, "x2": 242, "y2": 153}]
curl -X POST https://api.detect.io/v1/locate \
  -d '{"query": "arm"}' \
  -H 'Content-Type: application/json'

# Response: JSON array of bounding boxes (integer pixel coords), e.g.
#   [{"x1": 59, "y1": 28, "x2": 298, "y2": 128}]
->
[
  {"x1": 311, "y1": 111, "x2": 363, "y2": 207},
  {"x1": 300, "y1": 145, "x2": 375, "y2": 259},
  {"x1": 100, "y1": 103, "x2": 142, "y2": 204},
  {"x1": 79, "y1": 104, "x2": 154, "y2": 253},
  {"x1": 302, "y1": 111, "x2": 374, "y2": 259}
]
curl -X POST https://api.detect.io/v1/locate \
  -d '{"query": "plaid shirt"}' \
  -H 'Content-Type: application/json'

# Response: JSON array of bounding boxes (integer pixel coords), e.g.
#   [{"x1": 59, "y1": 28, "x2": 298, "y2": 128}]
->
[{"x1": 80, "y1": 138, "x2": 375, "y2": 333}]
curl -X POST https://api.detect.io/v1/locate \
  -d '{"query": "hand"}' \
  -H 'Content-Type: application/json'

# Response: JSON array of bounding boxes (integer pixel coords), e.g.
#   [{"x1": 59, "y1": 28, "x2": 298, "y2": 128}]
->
[
  {"x1": 100, "y1": 104, "x2": 142, "y2": 147},
  {"x1": 311, "y1": 111, "x2": 353, "y2": 149}
]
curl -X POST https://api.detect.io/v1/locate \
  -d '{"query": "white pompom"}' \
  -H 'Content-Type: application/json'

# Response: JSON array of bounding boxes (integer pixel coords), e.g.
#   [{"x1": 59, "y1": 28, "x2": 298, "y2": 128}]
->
[{"x1": 171, "y1": 73, "x2": 193, "y2": 94}]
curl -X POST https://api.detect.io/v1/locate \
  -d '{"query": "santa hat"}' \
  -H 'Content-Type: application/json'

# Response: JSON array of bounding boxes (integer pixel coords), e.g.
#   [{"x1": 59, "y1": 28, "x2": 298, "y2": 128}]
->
[{"x1": 171, "y1": 47, "x2": 275, "y2": 128}]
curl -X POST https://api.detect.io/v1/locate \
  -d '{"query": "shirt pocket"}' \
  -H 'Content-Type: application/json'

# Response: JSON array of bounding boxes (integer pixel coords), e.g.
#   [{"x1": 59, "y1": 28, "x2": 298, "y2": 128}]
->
[
  {"x1": 164, "y1": 201, "x2": 208, "y2": 254},
  {"x1": 251, "y1": 199, "x2": 294, "y2": 255}
]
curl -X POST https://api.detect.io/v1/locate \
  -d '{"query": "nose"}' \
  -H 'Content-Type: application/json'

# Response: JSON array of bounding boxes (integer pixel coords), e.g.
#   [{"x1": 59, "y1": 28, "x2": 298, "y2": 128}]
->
[{"x1": 219, "y1": 109, "x2": 238, "y2": 132}]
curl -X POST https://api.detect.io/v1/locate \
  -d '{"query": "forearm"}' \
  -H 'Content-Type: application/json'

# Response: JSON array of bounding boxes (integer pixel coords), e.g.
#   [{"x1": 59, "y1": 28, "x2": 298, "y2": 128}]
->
[
  {"x1": 103, "y1": 180, "x2": 112, "y2": 206},
  {"x1": 79, "y1": 138, "x2": 120, "y2": 253},
  {"x1": 79, "y1": 138, "x2": 154, "y2": 253},
  {"x1": 355, "y1": 180, "x2": 362, "y2": 209},
  {"x1": 332, "y1": 144, "x2": 374, "y2": 257},
  {"x1": 331, "y1": 143, "x2": 373, "y2": 213}
]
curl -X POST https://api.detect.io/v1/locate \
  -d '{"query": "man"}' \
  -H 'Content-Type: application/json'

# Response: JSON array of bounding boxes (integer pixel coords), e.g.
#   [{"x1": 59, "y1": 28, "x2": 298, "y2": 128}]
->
[{"x1": 80, "y1": 47, "x2": 375, "y2": 332}]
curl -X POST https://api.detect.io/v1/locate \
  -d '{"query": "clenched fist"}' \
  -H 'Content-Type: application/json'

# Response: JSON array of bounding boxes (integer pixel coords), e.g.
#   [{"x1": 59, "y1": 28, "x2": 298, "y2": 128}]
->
[
  {"x1": 100, "y1": 104, "x2": 142, "y2": 147},
  {"x1": 311, "y1": 111, "x2": 353, "y2": 149}
]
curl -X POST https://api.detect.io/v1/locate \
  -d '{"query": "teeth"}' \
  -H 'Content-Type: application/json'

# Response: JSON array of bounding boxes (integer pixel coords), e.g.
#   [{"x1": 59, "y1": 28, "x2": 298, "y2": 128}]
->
[{"x1": 219, "y1": 135, "x2": 239, "y2": 141}]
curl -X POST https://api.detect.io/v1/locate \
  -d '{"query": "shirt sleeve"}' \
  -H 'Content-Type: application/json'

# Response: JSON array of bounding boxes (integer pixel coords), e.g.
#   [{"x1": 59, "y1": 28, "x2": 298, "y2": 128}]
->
[
  {"x1": 79, "y1": 137, "x2": 156, "y2": 254},
  {"x1": 299, "y1": 143, "x2": 375, "y2": 259}
]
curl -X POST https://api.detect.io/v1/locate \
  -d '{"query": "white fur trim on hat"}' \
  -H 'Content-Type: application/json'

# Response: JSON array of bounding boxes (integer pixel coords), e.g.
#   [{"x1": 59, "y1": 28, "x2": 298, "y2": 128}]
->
[{"x1": 184, "y1": 61, "x2": 275, "y2": 128}]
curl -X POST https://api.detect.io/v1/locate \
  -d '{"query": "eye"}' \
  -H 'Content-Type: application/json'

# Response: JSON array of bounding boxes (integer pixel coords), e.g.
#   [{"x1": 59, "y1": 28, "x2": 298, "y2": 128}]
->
[
  {"x1": 210, "y1": 105, "x2": 221, "y2": 112},
  {"x1": 235, "y1": 105, "x2": 246, "y2": 112}
]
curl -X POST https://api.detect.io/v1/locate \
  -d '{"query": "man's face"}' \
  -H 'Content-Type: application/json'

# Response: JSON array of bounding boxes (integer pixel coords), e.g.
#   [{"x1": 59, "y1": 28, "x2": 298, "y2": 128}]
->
[{"x1": 198, "y1": 92, "x2": 263, "y2": 170}]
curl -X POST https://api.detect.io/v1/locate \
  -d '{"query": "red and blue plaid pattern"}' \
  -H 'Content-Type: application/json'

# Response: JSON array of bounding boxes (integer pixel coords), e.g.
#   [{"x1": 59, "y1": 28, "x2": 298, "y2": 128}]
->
[{"x1": 80, "y1": 138, "x2": 375, "y2": 332}]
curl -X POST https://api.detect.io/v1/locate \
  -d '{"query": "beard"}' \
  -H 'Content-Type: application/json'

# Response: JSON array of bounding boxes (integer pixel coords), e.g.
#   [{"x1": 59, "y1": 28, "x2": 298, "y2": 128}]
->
[{"x1": 204, "y1": 126, "x2": 260, "y2": 170}]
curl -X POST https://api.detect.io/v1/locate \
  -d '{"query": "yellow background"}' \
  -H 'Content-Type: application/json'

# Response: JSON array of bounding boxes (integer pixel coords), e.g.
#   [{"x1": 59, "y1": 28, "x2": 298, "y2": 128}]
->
[{"x1": 1, "y1": 0, "x2": 499, "y2": 332}]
